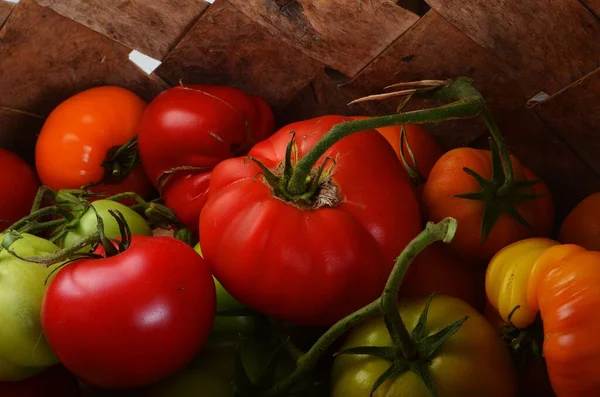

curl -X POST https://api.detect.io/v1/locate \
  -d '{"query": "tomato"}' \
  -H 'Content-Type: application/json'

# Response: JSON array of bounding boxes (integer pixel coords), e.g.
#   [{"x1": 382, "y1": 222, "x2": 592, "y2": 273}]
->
[
  {"x1": 199, "y1": 115, "x2": 421, "y2": 326},
  {"x1": 60, "y1": 199, "x2": 152, "y2": 249},
  {"x1": 0, "y1": 233, "x2": 62, "y2": 381},
  {"x1": 486, "y1": 237, "x2": 559, "y2": 329},
  {"x1": 137, "y1": 85, "x2": 275, "y2": 232},
  {"x1": 35, "y1": 86, "x2": 153, "y2": 199},
  {"x1": 558, "y1": 192, "x2": 600, "y2": 250},
  {"x1": 527, "y1": 244, "x2": 600, "y2": 397},
  {"x1": 40, "y1": 235, "x2": 216, "y2": 390},
  {"x1": 400, "y1": 242, "x2": 486, "y2": 312},
  {"x1": 422, "y1": 148, "x2": 554, "y2": 261},
  {"x1": 0, "y1": 148, "x2": 40, "y2": 232},
  {"x1": 350, "y1": 116, "x2": 443, "y2": 194},
  {"x1": 0, "y1": 365, "x2": 81, "y2": 397},
  {"x1": 330, "y1": 295, "x2": 518, "y2": 396}
]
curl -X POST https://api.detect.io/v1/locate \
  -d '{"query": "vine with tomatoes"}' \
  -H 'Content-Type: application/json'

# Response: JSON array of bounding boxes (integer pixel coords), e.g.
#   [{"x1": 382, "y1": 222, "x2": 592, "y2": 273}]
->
[{"x1": 0, "y1": 77, "x2": 596, "y2": 397}]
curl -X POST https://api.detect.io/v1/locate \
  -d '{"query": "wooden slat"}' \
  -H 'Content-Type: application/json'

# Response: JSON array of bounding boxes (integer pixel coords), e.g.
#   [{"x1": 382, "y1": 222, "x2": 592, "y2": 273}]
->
[
  {"x1": 105, "y1": 60, "x2": 171, "y2": 102},
  {"x1": 0, "y1": 0, "x2": 14, "y2": 28},
  {"x1": 0, "y1": 0, "x2": 134, "y2": 115},
  {"x1": 34, "y1": 0, "x2": 210, "y2": 60},
  {"x1": 580, "y1": 0, "x2": 600, "y2": 18},
  {"x1": 227, "y1": 0, "x2": 419, "y2": 77},
  {"x1": 340, "y1": 10, "x2": 528, "y2": 150},
  {"x1": 425, "y1": 0, "x2": 600, "y2": 96},
  {"x1": 0, "y1": 108, "x2": 45, "y2": 165},
  {"x1": 470, "y1": 109, "x2": 600, "y2": 222},
  {"x1": 155, "y1": 0, "x2": 323, "y2": 108},
  {"x1": 534, "y1": 67, "x2": 600, "y2": 177}
]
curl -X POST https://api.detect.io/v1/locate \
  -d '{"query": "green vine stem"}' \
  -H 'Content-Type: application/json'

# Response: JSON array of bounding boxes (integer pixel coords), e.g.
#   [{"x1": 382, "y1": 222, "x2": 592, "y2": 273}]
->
[{"x1": 258, "y1": 217, "x2": 458, "y2": 397}]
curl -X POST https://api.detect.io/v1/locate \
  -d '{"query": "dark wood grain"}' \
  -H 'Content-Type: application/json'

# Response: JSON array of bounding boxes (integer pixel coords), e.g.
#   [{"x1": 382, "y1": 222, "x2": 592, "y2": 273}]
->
[
  {"x1": 0, "y1": 108, "x2": 45, "y2": 165},
  {"x1": 340, "y1": 11, "x2": 528, "y2": 150},
  {"x1": 426, "y1": 0, "x2": 600, "y2": 96},
  {"x1": 156, "y1": 0, "x2": 323, "y2": 108},
  {"x1": 534, "y1": 68, "x2": 600, "y2": 178},
  {"x1": 34, "y1": 0, "x2": 210, "y2": 60},
  {"x1": 580, "y1": 0, "x2": 600, "y2": 18},
  {"x1": 227, "y1": 0, "x2": 419, "y2": 77},
  {"x1": 0, "y1": 1, "x2": 13, "y2": 28},
  {"x1": 0, "y1": 0, "x2": 135, "y2": 115},
  {"x1": 470, "y1": 109, "x2": 600, "y2": 223},
  {"x1": 105, "y1": 60, "x2": 171, "y2": 103}
]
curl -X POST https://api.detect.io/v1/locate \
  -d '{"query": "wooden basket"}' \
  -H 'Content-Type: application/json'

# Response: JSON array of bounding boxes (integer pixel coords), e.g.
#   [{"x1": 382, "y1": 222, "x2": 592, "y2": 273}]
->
[{"x1": 1, "y1": 0, "x2": 599, "y2": 222}]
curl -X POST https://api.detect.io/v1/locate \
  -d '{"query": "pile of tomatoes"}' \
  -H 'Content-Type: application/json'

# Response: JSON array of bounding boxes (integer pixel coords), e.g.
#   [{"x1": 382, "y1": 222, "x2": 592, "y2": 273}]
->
[{"x1": 0, "y1": 81, "x2": 598, "y2": 397}]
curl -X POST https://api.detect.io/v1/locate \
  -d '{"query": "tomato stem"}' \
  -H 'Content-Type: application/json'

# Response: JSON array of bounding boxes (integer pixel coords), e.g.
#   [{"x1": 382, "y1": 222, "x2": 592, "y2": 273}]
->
[
  {"x1": 259, "y1": 217, "x2": 458, "y2": 397},
  {"x1": 380, "y1": 218, "x2": 458, "y2": 361},
  {"x1": 285, "y1": 77, "x2": 485, "y2": 196},
  {"x1": 481, "y1": 110, "x2": 514, "y2": 196},
  {"x1": 399, "y1": 127, "x2": 427, "y2": 188}
]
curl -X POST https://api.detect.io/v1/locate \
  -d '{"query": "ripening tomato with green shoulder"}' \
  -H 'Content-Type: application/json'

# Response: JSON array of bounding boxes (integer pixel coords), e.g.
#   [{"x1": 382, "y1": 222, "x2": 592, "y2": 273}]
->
[
  {"x1": 35, "y1": 86, "x2": 153, "y2": 200},
  {"x1": 0, "y1": 233, "x2": 63, "y2": 382},
  {"x1": 330, "y1": 295, "x2": 518, "y2": 397},
  {"x1": 422, "y1": 145, "x2": 554, "y2": 262}
]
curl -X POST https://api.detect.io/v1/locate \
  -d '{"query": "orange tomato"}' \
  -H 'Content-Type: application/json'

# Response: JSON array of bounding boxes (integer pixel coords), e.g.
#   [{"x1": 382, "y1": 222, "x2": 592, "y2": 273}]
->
[
  {"x1": 422, "y1": 148, "x2": 554, "y2": 261},
  {"x1": 35, "y1": 86, "x2": 153, "y2": 199},
  {"x1": 558, "y1": 192, "x2": 600, "y2": 251},
  {"x1": 351, "y1": 116, "x2": 444, "y2": 189}
]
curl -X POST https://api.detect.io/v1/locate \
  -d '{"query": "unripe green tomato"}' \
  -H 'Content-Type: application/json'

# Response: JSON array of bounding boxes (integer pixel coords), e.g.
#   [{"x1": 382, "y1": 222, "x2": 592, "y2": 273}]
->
[
  {"x1": 62, "y1": 200, "x2": 152, "y2": 249},
  {"x1": 0, "y1": 233, "x2": 62, "y2": 381}
]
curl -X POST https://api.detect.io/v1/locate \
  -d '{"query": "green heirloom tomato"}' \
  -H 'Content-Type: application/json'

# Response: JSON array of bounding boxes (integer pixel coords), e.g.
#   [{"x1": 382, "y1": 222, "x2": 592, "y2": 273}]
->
[
  {"x1": 61, "y1": 200, "x2": 152, "y2": 249},
  {"x1": 331, "y1": 295, "x2": 518, "y2": 397},
  {"x1": 0, "y1": 233, "x2": 62, "y2": 381}
]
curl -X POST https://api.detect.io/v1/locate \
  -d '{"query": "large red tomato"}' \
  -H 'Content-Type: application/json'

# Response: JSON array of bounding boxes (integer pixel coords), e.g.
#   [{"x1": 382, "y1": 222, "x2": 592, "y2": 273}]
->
[
  {"x1": 137, "y1": 85, "x2": 275, "y2": 232},
  {"x1": 35, "y1": 86, "x2": 153, "y2": 199},
  {"x1": 199, "y1": 115, "x2": 422, "y2": 326},
  {"x1": 41, "y1": 235, "x2": 216, "y2": 390},
  {"x1": 0, "y1": 148, "x2": 39, "y2": 232}
]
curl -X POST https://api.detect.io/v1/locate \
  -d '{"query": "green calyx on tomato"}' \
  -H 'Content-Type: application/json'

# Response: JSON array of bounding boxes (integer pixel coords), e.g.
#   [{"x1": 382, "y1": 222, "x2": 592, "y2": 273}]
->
[{"x1": 0, "y1": 233, "x2": 63, "y2": 381}]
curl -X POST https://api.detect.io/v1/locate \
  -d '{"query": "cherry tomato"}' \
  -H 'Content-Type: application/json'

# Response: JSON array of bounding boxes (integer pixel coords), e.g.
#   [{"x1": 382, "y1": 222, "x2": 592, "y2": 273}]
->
[{"x1": 0, "y1": 148, "x2": 39, "y2": 232}]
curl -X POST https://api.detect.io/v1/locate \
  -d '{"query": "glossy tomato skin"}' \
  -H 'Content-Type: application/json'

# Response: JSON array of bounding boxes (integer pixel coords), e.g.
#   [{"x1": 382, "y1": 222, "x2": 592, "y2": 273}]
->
[
  {"x1": 528, "y1": 245, "x2": 600, "y2": 397},
  {"x1": 137, "y1": 85, "x2": 275, "y2": 231},
  {"x1": 61, "y1": 199, "x2": 152, "y2": 249},
  {"x1": 0, "y1": 148, "x2": 39, "y2": 232},
  {"x1": 35, "y1": 86, "x2": 153, "y2": 199},
  {"x1": 0, "y1": 365, "x2": 81, "y2": 397},
  {"x1": 422, "y1": 148, "x2": 554, "y2": 261},
  {"x1": 0, "y1": 233, "x2": 62, "y2": 381},
  {"x1": 331, "y1": 295, "x2": 518, "y2": 397},
  {"x1": 199, "y1": 115, "x2": 422, "y2": 326},
  {"x1": 41, "y1": 235, "x2": 217, "y2": 390}
]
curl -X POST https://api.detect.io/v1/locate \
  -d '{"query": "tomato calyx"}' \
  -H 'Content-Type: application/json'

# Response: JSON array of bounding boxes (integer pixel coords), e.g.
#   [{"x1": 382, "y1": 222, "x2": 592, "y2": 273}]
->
[
  {"x1": 399, "y1": 127, "x2": 427, "y2": 188},
  {"x1": 82, "y1": 136, "x2": 140, "y2": 190},
  {"x1": 453, "y1": 137, "x2": 543, "y2": 243},
  {"x1": 500, "y1": 305, "x2": 545, "y2": 370}
]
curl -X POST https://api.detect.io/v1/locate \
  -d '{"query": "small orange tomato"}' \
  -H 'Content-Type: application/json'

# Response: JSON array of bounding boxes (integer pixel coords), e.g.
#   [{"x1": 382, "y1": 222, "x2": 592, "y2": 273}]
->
[
  {"x1": 35, "y1": 86, "x2": 153, "y2": 199},
  {"x1": 558, "y1": 192, "x2": 600, "y2": 251}
]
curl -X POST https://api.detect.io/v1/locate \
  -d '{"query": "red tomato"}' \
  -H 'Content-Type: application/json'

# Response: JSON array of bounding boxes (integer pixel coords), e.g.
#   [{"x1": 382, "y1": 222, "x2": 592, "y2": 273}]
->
[
  {"x1": 35, "y1": 86, "x2": 153, "y2": 199},
  {"x1": 0, "y1": 148, "x2": 39, "y2": 232},
  {"x1": 137, "y1": 85, "x2": 275, "y2": 232},
  {"x1": 41, "y1": 235, "x2": 216, "y2": 390},
  {"x1": 199, "y1": 115, "x2": 422, "y2": 326},
  {"x1": 0, "y1": 365, "x2": 81, "y2": 397}
]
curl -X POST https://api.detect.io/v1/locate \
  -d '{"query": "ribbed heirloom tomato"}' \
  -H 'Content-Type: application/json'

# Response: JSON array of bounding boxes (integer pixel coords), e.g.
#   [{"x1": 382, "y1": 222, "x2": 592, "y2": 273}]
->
[
  {"x1": 199, "y1": 115, "x2": 422, "y2": 326},
  {"x1": 35, "y1": 86, "x2": 153, "y2": 199},
  {"x1": 137, "y1": 85, "x2": 275, "y2": 232}
]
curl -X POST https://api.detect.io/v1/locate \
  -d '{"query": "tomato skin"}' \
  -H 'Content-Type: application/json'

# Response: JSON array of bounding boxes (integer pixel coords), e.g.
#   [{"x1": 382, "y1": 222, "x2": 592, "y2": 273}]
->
[
  {"x1": 0, "y1": 148, "x2": 40, "y2": 232},
  {"x1": 34, "y1": 86, "x2": 153, "y2": 199},
  {"x1": 61, "y1": 199, "x2": 153, "y2": 249},
  {"x1": 0, "y1": 233, "x2": 62, "y2": 381},
  {"x1": 422, "y1": 148, "x2": 554, "y2": 261},
  {"x1": 199, "y1": 115, "x2": 422, "y2": 326},
  {"x1": 400, "y1": 242, "x2": 486, "y2": 312},
  {"x1": 137, "y1": 85, "x2": 275, "y2": 231},
  {"x1": 330, "y1": 295, "x2": 518, "y2": 397},
  {"x1": 0, "y1": 365, "x2": 81, "y2": 397},
  {"x1": 41, "y1": 235, "x2": 216, "y2": 390},
  {"x1": 558, "y1": 192, "x2": 600, "y2": 250},
  {"x1": 527, "y1": 245, "x2": 600, "y2": 397}
]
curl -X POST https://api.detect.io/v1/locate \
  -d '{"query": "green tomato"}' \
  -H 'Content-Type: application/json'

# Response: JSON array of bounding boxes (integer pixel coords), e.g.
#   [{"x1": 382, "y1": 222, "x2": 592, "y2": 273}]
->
[
  {"x1": 330, "y1": 295, "x2": 518, "y2": 397},
  {"x1": 62, "y1": 200, "x2": 152, "y2": 249},
  {"x1": 0, "y1": 233, "x2": 62, "y2": 381}
]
